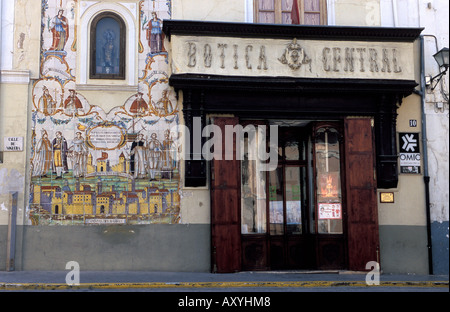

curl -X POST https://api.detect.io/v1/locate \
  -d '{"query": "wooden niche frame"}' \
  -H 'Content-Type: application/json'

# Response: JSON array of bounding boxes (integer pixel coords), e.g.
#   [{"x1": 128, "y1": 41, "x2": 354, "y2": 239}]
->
[{"x1": 89, "y1": 12, "x2": 126, "y2": 80}]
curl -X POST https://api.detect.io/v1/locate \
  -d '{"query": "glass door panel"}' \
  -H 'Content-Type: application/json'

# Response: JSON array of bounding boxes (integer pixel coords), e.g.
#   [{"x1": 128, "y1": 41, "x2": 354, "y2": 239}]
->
[
  {"x1": 315, "y1": 127, "x2": 343, "y2": 234},
  {"x1": 240, "y1": 122, "x2": 346, "y2": 270},
  {"x1": 284, "y1": 140, "x2": 299, "y2": 160},
  {"x1": 269, "y1": 167, "x2": 284, "y2": 235},
  {"x1": 241, "y1": 135, "x2": 267, "y2": 234},
  {"x1": 285, "y1": 166, "x2": 302, "y2": 234},
  {"x1": 282, "y1": 127, "x2": 307, "y2": 161}
]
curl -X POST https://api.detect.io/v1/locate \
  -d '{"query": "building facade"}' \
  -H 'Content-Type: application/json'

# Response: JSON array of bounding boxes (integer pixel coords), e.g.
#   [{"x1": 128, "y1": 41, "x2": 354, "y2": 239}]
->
[{"x1": 0, "y1": 0, "x2": 448, "y2": 274}]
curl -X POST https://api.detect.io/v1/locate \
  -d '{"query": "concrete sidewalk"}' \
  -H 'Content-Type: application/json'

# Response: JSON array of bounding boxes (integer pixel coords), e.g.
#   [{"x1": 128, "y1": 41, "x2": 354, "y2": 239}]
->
[{"x1": 0, "y1": 270, "x2": 448, "y2": 291}]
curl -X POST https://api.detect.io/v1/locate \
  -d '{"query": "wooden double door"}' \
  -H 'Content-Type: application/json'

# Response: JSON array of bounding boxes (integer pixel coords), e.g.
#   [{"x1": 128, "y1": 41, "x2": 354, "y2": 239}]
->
[
  {"x1": 241, "y1": 163, "x2": 316, "y2": 270},
  {"x1": 211, "y1": 117, "x2": 378, "y2": 272},
  {"x1": 240, "y1": 124, "x2": 345, "y2": 270}
]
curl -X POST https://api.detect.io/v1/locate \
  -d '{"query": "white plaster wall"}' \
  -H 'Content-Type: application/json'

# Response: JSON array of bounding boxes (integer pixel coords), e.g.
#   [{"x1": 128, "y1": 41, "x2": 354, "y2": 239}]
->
[
  {"x1": 334, "y1": 0, "x2": 381, "y2": 26},
  {"x1": 380, "y1": 0, "x2": 449, "y2": 223},
  {"x1": 0, "y1": 0, "x2": 34, "y2": 226},
  {"x1": 426, "y1": 111, "x2": 449, "y2": 222},
  {"x1": 172, "y1": 0, "x2": 246, "y2": 22},
  {"x1": 420, "y1": 0, "x2": 449, "y2": 225},
  {"x1": 11, "y1": 0, "x2": 41, "y2": 78},
  {"x1": 0, "y1": 81, "x2": 30, "y2": 226},
  {"x1": 0, "y1": 0, "x2": 14, "y2": 71},
  {"x1": 180, "y1": 189, "x2": 210, "y2": 224}
]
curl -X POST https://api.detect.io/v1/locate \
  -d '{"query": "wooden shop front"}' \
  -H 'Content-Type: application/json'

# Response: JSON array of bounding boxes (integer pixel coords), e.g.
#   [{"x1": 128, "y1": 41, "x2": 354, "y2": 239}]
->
[{"x1": 164, "y1": 20, "x2": 421, "y2": 272}]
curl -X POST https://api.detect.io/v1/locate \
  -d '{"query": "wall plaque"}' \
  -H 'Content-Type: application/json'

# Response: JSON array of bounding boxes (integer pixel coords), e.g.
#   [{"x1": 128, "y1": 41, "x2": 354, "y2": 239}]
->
[
  {"x1": 86, "y1": 123, "x2": 127, "y2": 150},
  {"x1": 4, "y1": 137, "x2": 24, "y2": 152},
  {"x1": 380, "y1": 192, "x2": 395, "y2": 203}
]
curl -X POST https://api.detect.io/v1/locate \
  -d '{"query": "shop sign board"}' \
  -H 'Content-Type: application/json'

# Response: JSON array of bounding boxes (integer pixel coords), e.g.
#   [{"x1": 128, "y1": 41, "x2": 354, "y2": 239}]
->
[
  {"x1": 171, "y1": 35, "x2": 415, "y2": 81},
  {"x1": 399, "y1": 132, "x2": 421, "y2": 174}
]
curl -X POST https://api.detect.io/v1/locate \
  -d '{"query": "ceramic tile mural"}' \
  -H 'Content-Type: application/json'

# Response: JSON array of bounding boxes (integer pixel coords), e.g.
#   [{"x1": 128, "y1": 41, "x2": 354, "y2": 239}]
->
[{"x1": 29, "y1": 0, "x2": 180, "y2": 225}]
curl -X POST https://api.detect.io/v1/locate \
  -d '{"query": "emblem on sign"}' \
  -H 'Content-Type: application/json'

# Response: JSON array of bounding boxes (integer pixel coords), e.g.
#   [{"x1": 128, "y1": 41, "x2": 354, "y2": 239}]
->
[
  {"x1": 401, "y1": 133, "x2": 417, "y2": 152},
  {"x1": 278, "y1": 38, "x2": 311, "y2": 71}
]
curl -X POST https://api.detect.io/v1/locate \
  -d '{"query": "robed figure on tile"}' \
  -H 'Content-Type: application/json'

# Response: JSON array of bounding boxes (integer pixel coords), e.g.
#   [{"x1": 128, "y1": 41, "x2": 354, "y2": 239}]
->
[
  {"x1": 64, "y1": 89, "x2": 83, "y2": 115},
  {"x1": 49, "y1": 9, "x2": 69, "y2": 51},
  {"x1": 130, "y1": 92, "x2": 149, "y2": 116},
  {"x1": 69, "y1": 132, "x2": 88, "y2": 178},
  {"x1": 153, "y1": 90, "x2": 174, "y2": 117},
  {"x1": 147, "y1": 133, "x2": 162, "y2": 180},
  {"x1": 32, "y1": 130, "x2": 53, "y2": 178},
  {"x1": 130, "y1": 133, "x2": 147, "y2": 179},
  {"x1": 38, "y1": 86, "x2": 57, "y2": 115},
  {"x1": 52, "y1": 131, "x2": 69, "y2": 179},
  {"x1": 144, "y1": 12, "x2": 165, "y2": 54}
]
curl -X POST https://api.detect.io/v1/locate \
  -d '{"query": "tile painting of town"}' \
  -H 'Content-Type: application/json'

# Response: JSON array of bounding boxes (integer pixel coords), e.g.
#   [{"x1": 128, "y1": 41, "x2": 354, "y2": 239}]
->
[{"x1": 29, "y1": 0, "x2": 180, "y2": 225}]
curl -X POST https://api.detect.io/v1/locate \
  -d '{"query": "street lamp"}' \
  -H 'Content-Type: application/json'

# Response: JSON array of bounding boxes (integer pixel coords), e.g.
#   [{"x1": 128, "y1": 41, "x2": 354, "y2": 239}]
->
[{"x1": 426, "y1": 47, "x2": 449, "y2": 90}]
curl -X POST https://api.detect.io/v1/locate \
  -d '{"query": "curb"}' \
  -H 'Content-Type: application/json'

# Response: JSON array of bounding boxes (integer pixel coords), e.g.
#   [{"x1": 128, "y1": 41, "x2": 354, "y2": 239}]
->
[{"x1": 1, "y1": 280, "x2": 448, "y2": 291}]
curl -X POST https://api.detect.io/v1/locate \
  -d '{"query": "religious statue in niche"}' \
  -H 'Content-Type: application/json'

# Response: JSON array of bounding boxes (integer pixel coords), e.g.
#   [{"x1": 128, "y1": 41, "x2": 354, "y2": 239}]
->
[
  {"x1": 49, "y1": 9, "x2": 69, "y2": 51},
  {"x1": 143, "y1": 12, "x2": 165, "y2": 54},
  {"x1": 52, "y1": 131, "x2": 69, "y2": 179},
  {"x1": 102, "y1": 29, "x2": 116, "y2": 74}
]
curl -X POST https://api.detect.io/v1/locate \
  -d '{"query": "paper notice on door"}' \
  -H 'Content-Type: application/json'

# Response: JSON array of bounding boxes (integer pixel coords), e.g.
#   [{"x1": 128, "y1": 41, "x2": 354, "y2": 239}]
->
[{"x1": 318, "y1": 203, "x2": 342, "y2": 220}]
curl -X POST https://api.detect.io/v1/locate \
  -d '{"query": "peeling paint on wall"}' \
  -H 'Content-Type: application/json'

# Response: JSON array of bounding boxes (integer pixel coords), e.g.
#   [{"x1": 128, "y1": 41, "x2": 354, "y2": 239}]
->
[
  {"x1": 29, "y1": 0, "x2": 181, "y2": 225},
  {"x1": 0, "y1": 168, "x2": 25, "y2": 194}
]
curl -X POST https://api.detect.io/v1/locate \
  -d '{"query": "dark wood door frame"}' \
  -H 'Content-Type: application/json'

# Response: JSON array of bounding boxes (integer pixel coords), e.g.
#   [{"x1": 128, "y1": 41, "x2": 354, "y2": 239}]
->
[
  {"x1": 210, "y1": 117, "x2": 242, "y2": 273},
  {"x1": 172, "y1": 76, "x2": 416, "y2": 190},
  {"x1": 312, "y1": 121, "x2": 348, "y2": 270},
  {"x1": 344, "y1": 117, "x2": 380, "y2": 271},
  {"x1": 170, "y1": 76, "x2": 416, "y2": 273}
]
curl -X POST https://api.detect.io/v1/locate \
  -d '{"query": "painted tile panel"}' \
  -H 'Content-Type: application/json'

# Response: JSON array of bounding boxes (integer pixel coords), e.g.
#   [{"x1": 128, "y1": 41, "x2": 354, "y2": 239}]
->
[{"x1": 30, "y1": 0, "x2": 180, "y2": 225}]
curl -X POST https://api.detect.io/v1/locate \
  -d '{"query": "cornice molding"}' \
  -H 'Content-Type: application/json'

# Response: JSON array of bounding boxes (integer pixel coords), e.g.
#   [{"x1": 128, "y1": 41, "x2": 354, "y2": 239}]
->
[
  {"x1": 76, "y1": 84, "x2": 138, "y2": 92},
  {"x1": 169, "y1": 73, "x2": 418, "y2": 97},
  {"x1": 163, "y1": 20, "x2": 423, "y2": 42},
  {"x1": 0, "y1": 70, "x2": 31, "y2": 85}
]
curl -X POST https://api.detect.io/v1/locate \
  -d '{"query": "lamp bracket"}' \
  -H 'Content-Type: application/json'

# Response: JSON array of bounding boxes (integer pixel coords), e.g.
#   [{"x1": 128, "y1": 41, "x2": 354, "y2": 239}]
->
[{"x1": 427, "y1": 67, "x2": 448, "y2": 91}]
